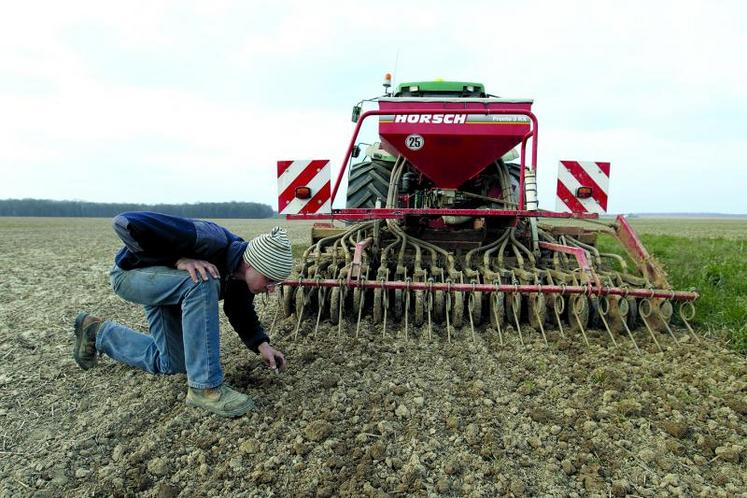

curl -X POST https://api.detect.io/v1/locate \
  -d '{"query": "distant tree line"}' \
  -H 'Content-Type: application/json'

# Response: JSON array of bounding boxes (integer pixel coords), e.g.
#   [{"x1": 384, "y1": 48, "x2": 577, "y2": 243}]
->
[{"x1": 0, "y1": 199, "x2": 276, "y2": 219}]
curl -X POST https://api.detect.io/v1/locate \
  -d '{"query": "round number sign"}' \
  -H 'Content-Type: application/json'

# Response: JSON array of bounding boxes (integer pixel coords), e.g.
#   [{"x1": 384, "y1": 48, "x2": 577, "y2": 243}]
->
[{"x1": 405, "y1": 134, "x2": 424, "y2": 151}]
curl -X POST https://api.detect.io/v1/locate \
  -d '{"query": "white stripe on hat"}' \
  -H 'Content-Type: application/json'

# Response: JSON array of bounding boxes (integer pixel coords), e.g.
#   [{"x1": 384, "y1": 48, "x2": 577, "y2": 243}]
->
[{"x1": 243, "y1": 226, "x2": 293, "y2": 282}]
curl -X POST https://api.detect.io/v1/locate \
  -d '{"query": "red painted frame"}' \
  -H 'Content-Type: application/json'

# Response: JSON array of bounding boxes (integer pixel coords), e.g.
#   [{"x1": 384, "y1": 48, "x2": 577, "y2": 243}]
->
[
  {"x1": 286, "y1": 107, "x2": 600, "y2": 221},
  {"x1": 287, "y1": 208, "x2": 599, "y2": 221},
  {"x1": 280, "y1": 278, "x2": 698, "y2": 301},
  {"x1": 284, "y1": 107, "x2": 592, "y2": 221}
]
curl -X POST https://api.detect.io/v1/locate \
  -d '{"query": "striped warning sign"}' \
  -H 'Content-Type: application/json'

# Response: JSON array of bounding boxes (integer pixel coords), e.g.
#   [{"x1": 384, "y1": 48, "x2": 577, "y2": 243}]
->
[
  {"x1": 277, "y1": 159, "x2": 332, "y2": 215},
  {"x1": 555, "y1": 160, "x2": 611, "y2": 214}
]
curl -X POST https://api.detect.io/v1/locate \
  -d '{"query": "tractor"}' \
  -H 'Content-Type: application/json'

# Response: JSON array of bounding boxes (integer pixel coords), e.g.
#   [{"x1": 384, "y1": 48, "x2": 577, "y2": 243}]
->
[{"x1": 274, "y1": 76, "x2": 698, "y2": 351}]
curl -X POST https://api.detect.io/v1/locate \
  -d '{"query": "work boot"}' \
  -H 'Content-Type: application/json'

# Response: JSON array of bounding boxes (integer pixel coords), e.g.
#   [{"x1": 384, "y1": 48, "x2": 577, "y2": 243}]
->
[
  {"x1": 186, "y1": 384, "x2": 256, "y2": 418},
  {"x1": 73, "y1": 312, "x2": 102, "y2": 370}
]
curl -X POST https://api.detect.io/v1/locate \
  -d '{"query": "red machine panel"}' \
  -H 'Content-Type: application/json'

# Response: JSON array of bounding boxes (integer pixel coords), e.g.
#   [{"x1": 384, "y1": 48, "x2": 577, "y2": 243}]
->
[{"x1": 378, "y1": 99, "x2": 532, "y2": 188}]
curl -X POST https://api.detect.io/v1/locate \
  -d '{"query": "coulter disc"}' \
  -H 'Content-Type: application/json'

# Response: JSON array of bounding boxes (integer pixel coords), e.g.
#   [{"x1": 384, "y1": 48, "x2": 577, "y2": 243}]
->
[
  {"x1": 295, "y1": 287, "x2": 306, "y2": 320},
  {"x1": 329, "y1": 287, "x2": 341, "y2": 325},
  {"x1": 626, "y1": 297, "x2": 639, "y2": 329},
  {"x1": 394, "y1": 289, "x2": 404, "y2": 321},
  {"x1": 373, "y1": 288, "x2": 383, "y2": 324},
  {"x1": 607, "y1": 295, "x2": 630, "y2": 334},
  {"x1": 567, "y1": 295, "x2": 590, "y2": 333},
  {"x1": 470, "y1": 291, "x2": 483, "y2": 326},
  {"x1": 528, "y1": 293, "x2": 547, "y2": 329},
  {"x1": 451, "y1": 292, "x2": 464, "y2": 328},
  {"x1": 282, "y1": 285, "x2": 294, "y2": 317},
  {"x1": 434, "y1": 291, "x2": 445, "y2": 323},
  {"x1": 414, "y1": 290, "x2": 425, "y2": 326},
  {"x1": 353, "y1": 288, "x2": 362, "y2": 313}
]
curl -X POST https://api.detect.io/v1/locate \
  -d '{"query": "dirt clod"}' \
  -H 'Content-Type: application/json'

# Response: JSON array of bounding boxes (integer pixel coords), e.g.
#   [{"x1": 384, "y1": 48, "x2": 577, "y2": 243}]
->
[
  {"x1": 147, "y1": 457, "x2": 169, "y2": 476},
  {"x1": 615, "y1": 398, "x2": 643, "y2": 416},
  {"x1": 661, "y1": 420, "x2": 690, "y2": 439},
  {"x1": 509, "y1": 478, "x2": 526, "y2": 496},
  {"x1": 715, "y1": 445, "x2": 744, "y2": 463},
  {"x1": 304, "y1": 420, "x2": 332, "y2": 442},
  {"x1": 611, "y1": 479, "x2": 630, "y2": 496}
]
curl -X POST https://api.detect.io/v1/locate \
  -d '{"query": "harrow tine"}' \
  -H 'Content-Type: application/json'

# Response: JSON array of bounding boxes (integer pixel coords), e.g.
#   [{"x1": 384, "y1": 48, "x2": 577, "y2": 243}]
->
[
  {"x1": 383, "y1": 287, "x2": 389, "y2": 338},
  {"x1": 553, "y1": 295, "x2": 566, "y2": 338},
  {"x1": 571, "y1": 297, "x2": 590, "y2": 348},
  {"x1": 426, "y1": 289, "x2": 433, "y2": 341},
  {"x1": 445, "y1": 287, "x2": 452, "y2": 344},
  {"x1": 679, "y1": 301, "x2": 700, "y2": 343},
  {"x1": 658, "y1": 308, "x2": 680, "y2": 346},
  {"x1": 510, "y1": 293, "x2": 524, "y2": 346},
  {"x1": 639, "y1": 299, "x2": 664, "y2": 352},
  {"x1": 492, "y1": 292, "x2": 504, "y2": 346},
  {"x1": 404, "y1": 282, "x2": 410, "y2": 341},
  {"x1": 313, "y1": 287, "x2": 327, "y2": 339},
  {"x1": 467, "y1": 292, "x2": 476, "y2": 342},
  {"x1": 268, "y1": 288, "x2": 281, "y2": 336},
  {"x1": 532, "y1": 301, "x2": 548, "y2": 347},
  {"x1": 337, "y1": 285, "x2": 344, "y2": 339},
  {"x1": 355, "y1": 281, "x2": 367, "y2": 338},
  {"x1": 620, "y1": 310, "x2": 642, "y2": 354},
  {"x1": 597, "y1": 297, "x2": 619, "y2": 348},
  {"x1": 511, "y1": 305, "x2": 524, "y2": 346},
  {"x1": 293, "y1": 289, "x2": 305, "y2": 341}
]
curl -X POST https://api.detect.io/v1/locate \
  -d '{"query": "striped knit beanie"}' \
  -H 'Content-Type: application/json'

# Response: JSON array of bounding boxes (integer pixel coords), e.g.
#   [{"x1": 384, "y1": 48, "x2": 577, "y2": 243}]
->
[{"x1": 243, "y1": 226, "x2": 293, "y2": 282}]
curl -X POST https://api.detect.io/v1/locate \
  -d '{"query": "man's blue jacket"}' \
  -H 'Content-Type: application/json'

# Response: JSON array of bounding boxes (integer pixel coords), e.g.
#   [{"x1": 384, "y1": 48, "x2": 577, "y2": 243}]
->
[{"x1": 112, "y1": 211, "x2": 269, "y2": 353}]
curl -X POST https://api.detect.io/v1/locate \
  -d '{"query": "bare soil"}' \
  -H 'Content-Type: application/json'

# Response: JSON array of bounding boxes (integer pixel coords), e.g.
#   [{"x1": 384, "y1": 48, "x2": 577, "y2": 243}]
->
[{"x1": 1, "y1": 218, "x2": 745, "y2": 497}]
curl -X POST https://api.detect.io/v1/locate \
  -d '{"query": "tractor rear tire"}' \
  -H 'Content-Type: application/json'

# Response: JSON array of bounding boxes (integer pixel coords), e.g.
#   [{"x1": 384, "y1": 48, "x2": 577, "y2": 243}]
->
[{"x1": 346, "y1": 159, "x2": 394, "y2": 208}]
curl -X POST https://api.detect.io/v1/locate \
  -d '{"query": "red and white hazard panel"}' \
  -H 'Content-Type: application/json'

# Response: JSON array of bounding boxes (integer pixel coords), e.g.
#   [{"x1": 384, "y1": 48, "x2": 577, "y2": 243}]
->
[
  {"x1": 277, "y1": 160, "x2": 332, "y2": 215},
  {"x1": 555, "y1": 160, "x2": 611, "y2": 214}
]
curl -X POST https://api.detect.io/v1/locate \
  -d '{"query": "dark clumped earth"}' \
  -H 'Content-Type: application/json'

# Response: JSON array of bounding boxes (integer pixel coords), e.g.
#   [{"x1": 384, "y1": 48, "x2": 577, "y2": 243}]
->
[{"x1": 1, "y1": 218, "x2": 745, "y2": 497}]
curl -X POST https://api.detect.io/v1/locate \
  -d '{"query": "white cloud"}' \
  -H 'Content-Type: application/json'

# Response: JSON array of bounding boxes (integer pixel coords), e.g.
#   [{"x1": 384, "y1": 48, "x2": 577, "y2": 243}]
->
[{"x1": 0, "y1": 0, "x2": 745, "y2": 213}]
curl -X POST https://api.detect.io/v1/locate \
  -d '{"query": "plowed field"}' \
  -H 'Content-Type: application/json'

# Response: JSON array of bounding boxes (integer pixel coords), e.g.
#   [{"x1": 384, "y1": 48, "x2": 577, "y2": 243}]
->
[{"x1": 1, "y1": 218, "x2": 745, "y2": 497}]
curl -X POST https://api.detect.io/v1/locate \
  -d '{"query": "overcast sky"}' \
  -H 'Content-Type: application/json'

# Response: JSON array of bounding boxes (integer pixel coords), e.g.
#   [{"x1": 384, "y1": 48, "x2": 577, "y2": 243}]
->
[{"x1": 1, "y1": 0, "x2": 745, "y2": 214}]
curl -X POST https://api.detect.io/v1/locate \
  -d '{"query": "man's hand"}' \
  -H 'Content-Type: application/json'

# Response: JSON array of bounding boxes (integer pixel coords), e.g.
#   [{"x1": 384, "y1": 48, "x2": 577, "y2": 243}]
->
[
  {"x1": 176, "y1": 258, "x2": 220, "y2": 283},
  {"x1": 257, "y1": 342, "x2": 287, "y2": 373}
]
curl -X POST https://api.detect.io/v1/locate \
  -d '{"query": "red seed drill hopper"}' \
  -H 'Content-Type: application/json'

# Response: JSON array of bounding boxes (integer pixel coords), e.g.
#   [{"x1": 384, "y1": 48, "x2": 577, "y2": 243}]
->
[{"x1": 275, "y1": 76, "x2": 698, "y2": 350}]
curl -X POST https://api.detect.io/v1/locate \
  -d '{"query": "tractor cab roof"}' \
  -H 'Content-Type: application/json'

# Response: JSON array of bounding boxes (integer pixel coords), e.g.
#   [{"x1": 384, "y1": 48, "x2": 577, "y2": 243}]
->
[{"x1": 394, "y1": 80, "x2": 486, "y2": 98}]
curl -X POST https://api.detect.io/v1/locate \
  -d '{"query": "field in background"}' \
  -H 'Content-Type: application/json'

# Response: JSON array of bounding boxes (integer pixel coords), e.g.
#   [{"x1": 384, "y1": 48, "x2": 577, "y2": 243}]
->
[{"x1": 626, "y1": 218, "x2": 747, "y2": 240}]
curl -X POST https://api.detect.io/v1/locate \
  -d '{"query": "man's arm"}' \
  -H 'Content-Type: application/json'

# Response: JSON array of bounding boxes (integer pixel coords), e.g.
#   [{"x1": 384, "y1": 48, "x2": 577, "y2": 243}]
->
[{"x1": 223, "y1": 279, "x2": 270, "y2": 353}]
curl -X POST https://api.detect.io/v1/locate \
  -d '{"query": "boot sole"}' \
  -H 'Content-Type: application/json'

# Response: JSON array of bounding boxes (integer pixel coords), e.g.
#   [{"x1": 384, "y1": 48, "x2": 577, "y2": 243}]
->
[
  {"x1": 185, "y1": 398, "x2": 256, "y2": 418},
  {"x1": 73, "y1": 312, "x2": 97, "y2": 370}
]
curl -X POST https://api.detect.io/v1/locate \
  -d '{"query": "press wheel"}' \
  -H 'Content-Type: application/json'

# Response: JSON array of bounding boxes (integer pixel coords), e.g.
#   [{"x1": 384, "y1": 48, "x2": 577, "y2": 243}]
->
[
  {"x1": 373, "y1": 288, "x2": 383, "y2": 324},
  {"x1": 434, "y1": 290, "x2": 445, "y2": 323},
  {"x1": 451, "y1": 292, "x2": 464, "y2": 328},
  {"x1": 567, "y1": 295, "x2": 590, "y2": 332},
  {"x1": 414, "y1": 290, "x2": 425, "y2": 326},
  {"x1": 329, "y1": 287, "x2": 341, "y2": 325}
]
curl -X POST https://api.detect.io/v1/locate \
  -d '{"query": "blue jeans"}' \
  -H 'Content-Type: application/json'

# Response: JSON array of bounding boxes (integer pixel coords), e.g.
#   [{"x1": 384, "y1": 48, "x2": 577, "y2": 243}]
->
[{"x1": 96, "y1": 265, "x2": 223, "y2": 389}]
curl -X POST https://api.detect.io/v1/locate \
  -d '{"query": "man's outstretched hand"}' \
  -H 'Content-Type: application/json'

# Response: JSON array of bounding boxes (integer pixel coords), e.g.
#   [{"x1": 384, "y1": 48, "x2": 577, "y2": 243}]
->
[
  {"x1": 257, "y1": 342, "x2": 287, "y2": 373},
  {"x1": 176, "y1": 258, "x2": 220, "y2": 283}
]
